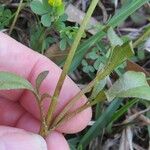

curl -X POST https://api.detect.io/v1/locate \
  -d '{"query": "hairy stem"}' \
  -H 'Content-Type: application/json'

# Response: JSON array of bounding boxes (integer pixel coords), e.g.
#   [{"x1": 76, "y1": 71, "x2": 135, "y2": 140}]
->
[
  {"x1": 52, "y1": 102, "x2": 90, "y2": 130},
  {"x1": 46, "y1": 0, "x2": 99, "y2": 127},
  {"x1": 50, "y1": 70, "x2": 107, "y2": 128}
]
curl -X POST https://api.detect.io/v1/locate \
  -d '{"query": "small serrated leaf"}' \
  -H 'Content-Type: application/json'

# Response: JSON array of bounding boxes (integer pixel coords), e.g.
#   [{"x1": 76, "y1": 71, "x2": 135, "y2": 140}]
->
[
  {"x1": 41, "y1": 14, "x2": 52, "y2": 27},
  {"x1": 36, "y1": 71, "x2": 49, "y2": 93},
  {"x1": 30, "y1": 0, "x2": 48, "y2": 15},
  {"x1": 0, "y1": 72, "x2": 34, "y2": 92}
]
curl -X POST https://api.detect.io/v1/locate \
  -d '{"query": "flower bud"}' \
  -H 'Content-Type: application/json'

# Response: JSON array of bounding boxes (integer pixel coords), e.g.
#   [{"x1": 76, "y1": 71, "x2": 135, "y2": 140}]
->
[{"x1": 48, "y1": 0, "x2": 62, "y2": 7}]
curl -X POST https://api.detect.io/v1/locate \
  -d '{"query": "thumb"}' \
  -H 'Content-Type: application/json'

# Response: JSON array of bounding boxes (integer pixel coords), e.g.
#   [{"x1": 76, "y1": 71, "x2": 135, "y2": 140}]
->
[{"x1": 0, "y1": 126, "x2": 47, "y2": 150}]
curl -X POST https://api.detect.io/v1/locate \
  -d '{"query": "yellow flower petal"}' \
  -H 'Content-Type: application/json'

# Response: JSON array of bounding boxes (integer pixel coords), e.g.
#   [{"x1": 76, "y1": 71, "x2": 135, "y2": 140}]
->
[{"x1": 48, "y1": 0, "x2": 62, "y2": 7}]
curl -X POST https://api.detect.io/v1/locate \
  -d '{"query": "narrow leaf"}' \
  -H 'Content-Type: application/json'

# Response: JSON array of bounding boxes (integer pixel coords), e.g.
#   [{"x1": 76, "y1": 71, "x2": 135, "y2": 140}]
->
[
  {"x1": 36, "y1": 71, "x2": 49, "y2": 92},
  {"x1": 107, "y1": 0, "x2": 150, "y2": 27},
  {"x1": 110, "y1": 99, "x2": 138, "y2": 124},
  {"x1": 78, "y1": 99, "x2": 122, "y2": 148},
  {"x1": 0, "y1": 72, "x2": 34, "y2": 92}
]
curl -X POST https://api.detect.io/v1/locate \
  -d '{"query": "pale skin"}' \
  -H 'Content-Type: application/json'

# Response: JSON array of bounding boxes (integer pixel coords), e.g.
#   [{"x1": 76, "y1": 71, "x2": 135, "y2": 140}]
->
[{"x1": 0, "y1": 32, "x2": 92, "y2": 150}]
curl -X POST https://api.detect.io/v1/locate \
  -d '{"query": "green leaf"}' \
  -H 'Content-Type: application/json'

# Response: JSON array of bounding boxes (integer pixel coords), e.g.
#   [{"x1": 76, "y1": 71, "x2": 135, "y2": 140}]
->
[
  {"x1": 96, "y1": 42, "x2": 134, "y2": 81},
  {"x1": 59, "y1": 14, "x2": 68, "y2": 21},
  {"x1": 107, "y1": 27, "x2": 123, "y2": 47},
  {"x1": 66, "y1": 0, "x2": 149, "y2": 72},
  {"x1": 30, "y1": 0, "x2": 48, "y2": 15},
  {"x1": 30, "y1": 26, "x2": 46, "y2": 52},
  {"x1": 56, "y1": 4, "x2": 65, "y2": 16},
  {"x1": 86, "y1": 51, "x2": 99, "y2": 60},
  {"x1": 0, "y1": 6, "x2": 4, "y2": 16},
  {"x1": 94, "y1": 58, "x2": 103, "y2": 70},
  {"x1": 78, "y1": 99, "x2": 122, "y2": 148},
  {"x1": 110, "y1": 99, "x2": 138, "y2": 124},
  {"x1": 118, "y1": 86, "x2": 150, "y2": 101},
  {"x1": 60, "y1": 39, "x2": 67, "y2": 51},
  {"x1": 36, "y1": 71, "x2": 49, "y2": 93},
  {"x1": 91, "y1": 79, "x2": 106, "y2": 99},
  {"x1": 105, "y1": 71, "x2": 150, "y2": 101},
  {"x1": 90, "y1": 90, "x2": 106, "y2": 106},
  {"x1": 107, "y1": 0, "x2": 150, "y2": 27},
  {"x1": 41, "y1": 14, "x2": 52, "y2": 27},
  {"x1": 0, "y1": 72, "x2": 34, "y2": 92}
]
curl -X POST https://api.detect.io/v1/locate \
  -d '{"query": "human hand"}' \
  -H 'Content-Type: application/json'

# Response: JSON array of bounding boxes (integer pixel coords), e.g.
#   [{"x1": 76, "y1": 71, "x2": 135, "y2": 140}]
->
[{"x1": 0, "y1": 32, "x2": 92, "y2": 150}]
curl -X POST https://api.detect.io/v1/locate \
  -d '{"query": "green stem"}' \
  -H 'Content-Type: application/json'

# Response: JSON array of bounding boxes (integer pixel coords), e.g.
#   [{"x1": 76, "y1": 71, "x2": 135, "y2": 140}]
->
[
  {"x1": 9, "y1": 0, "x2": 24, "y2": 35},
  {"x1": 46, "y1": 0, "x2": 99, "y2": 127},
  {"x1": 51, "y1": 102, "x2": 90, "y2": 130},
  {"x1": 52, "y1": 91, "x2": 106, "y2": 129},
  {"x1": 51, "y1": 71, "x2": 106, "y2": 128}
]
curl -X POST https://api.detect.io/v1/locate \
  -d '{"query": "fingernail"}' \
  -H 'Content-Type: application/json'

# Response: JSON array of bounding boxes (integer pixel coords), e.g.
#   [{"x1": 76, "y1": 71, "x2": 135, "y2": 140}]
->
[{"x1": 31, "y1": 134, "x2": 47, "y2": 150}]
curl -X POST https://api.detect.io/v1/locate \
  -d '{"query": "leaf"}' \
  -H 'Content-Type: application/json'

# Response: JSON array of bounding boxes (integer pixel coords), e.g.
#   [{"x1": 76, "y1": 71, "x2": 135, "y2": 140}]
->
[
  {"x1": 68, "y1": 137, "x2": 80, "y2": 150},
  {"x1": 105, "y1": 71, "x2": 150, "y2": 101},
  {"x1": 91, "y1": 78, "x2": 106, "y2": 99},
  {"x1": 107, "y1": 27, "x2": 123, "y2": 47},
  {"x1": 56, "y1": 4, "x2": 65, "y2": 16},
  {"x1": 66, "y1": 0, "x2": 149, "y2": 72},
  {"x1": 96, "y1": 42, "x2": 134, "y2": 81},
  {"x1": 90, "y1": 90, "x2": 106, "y2": 106},
  {"x1": 86, "y1": 51, "x2": 99, "y2": 60},
  {"x1": 0, "y1": 72, "x2": 34, "y2": 92},
  {"x1": 36, "y1": 71, "x2": 49, "y2": 92},
  {"x1": 106, "y1": 42, "x2": 133, "y2": 69},
  {"x1": 30, "y1": 26, "x2": 46, "y2": 52},
  {"x1": 60, "y1": 39, "x2": 67, "y2": 51},
  {"x1": 110, "y1": 99, "x2": 138, "y2": 124},
  {"x1": 107, "y1": 0, "x2": 150, "y2": 27},
  {"x1": 41, "y1": 14, "x2": 52, "y2": 27},
  {"x1": 118, "y1": 86, "x2": 150, "y2": 101},
  {"x1": 78, "y1": 99, "x2": 122, "y2": 148},
  {"x1": 30, "y1": 0, "x2": 48, "y2": 15}
]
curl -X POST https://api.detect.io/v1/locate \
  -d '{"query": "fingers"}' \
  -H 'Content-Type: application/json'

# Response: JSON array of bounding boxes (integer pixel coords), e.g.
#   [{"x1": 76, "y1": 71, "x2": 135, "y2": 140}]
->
[
  {"x1": 0, "y1": 126, "x2": 70, "y2": 150},
  {"x1": 46, "y1": 131, "x2": 70, "y2": 150},
  {"x1": 0, "y1": 96, "x2": 41, "y2": 132},
  {"x1": 0, "y1": 97, "x2": 25, "y2": 126},
  {"x1": 16, "y1": 113, "x2": 40, "y2": 133},
  {"x1": 0, "y1": 32, "x2": 92, "y2": 133},
  {"x1": 0, "y1": 126, "x2": 47, "y2": 150}
]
